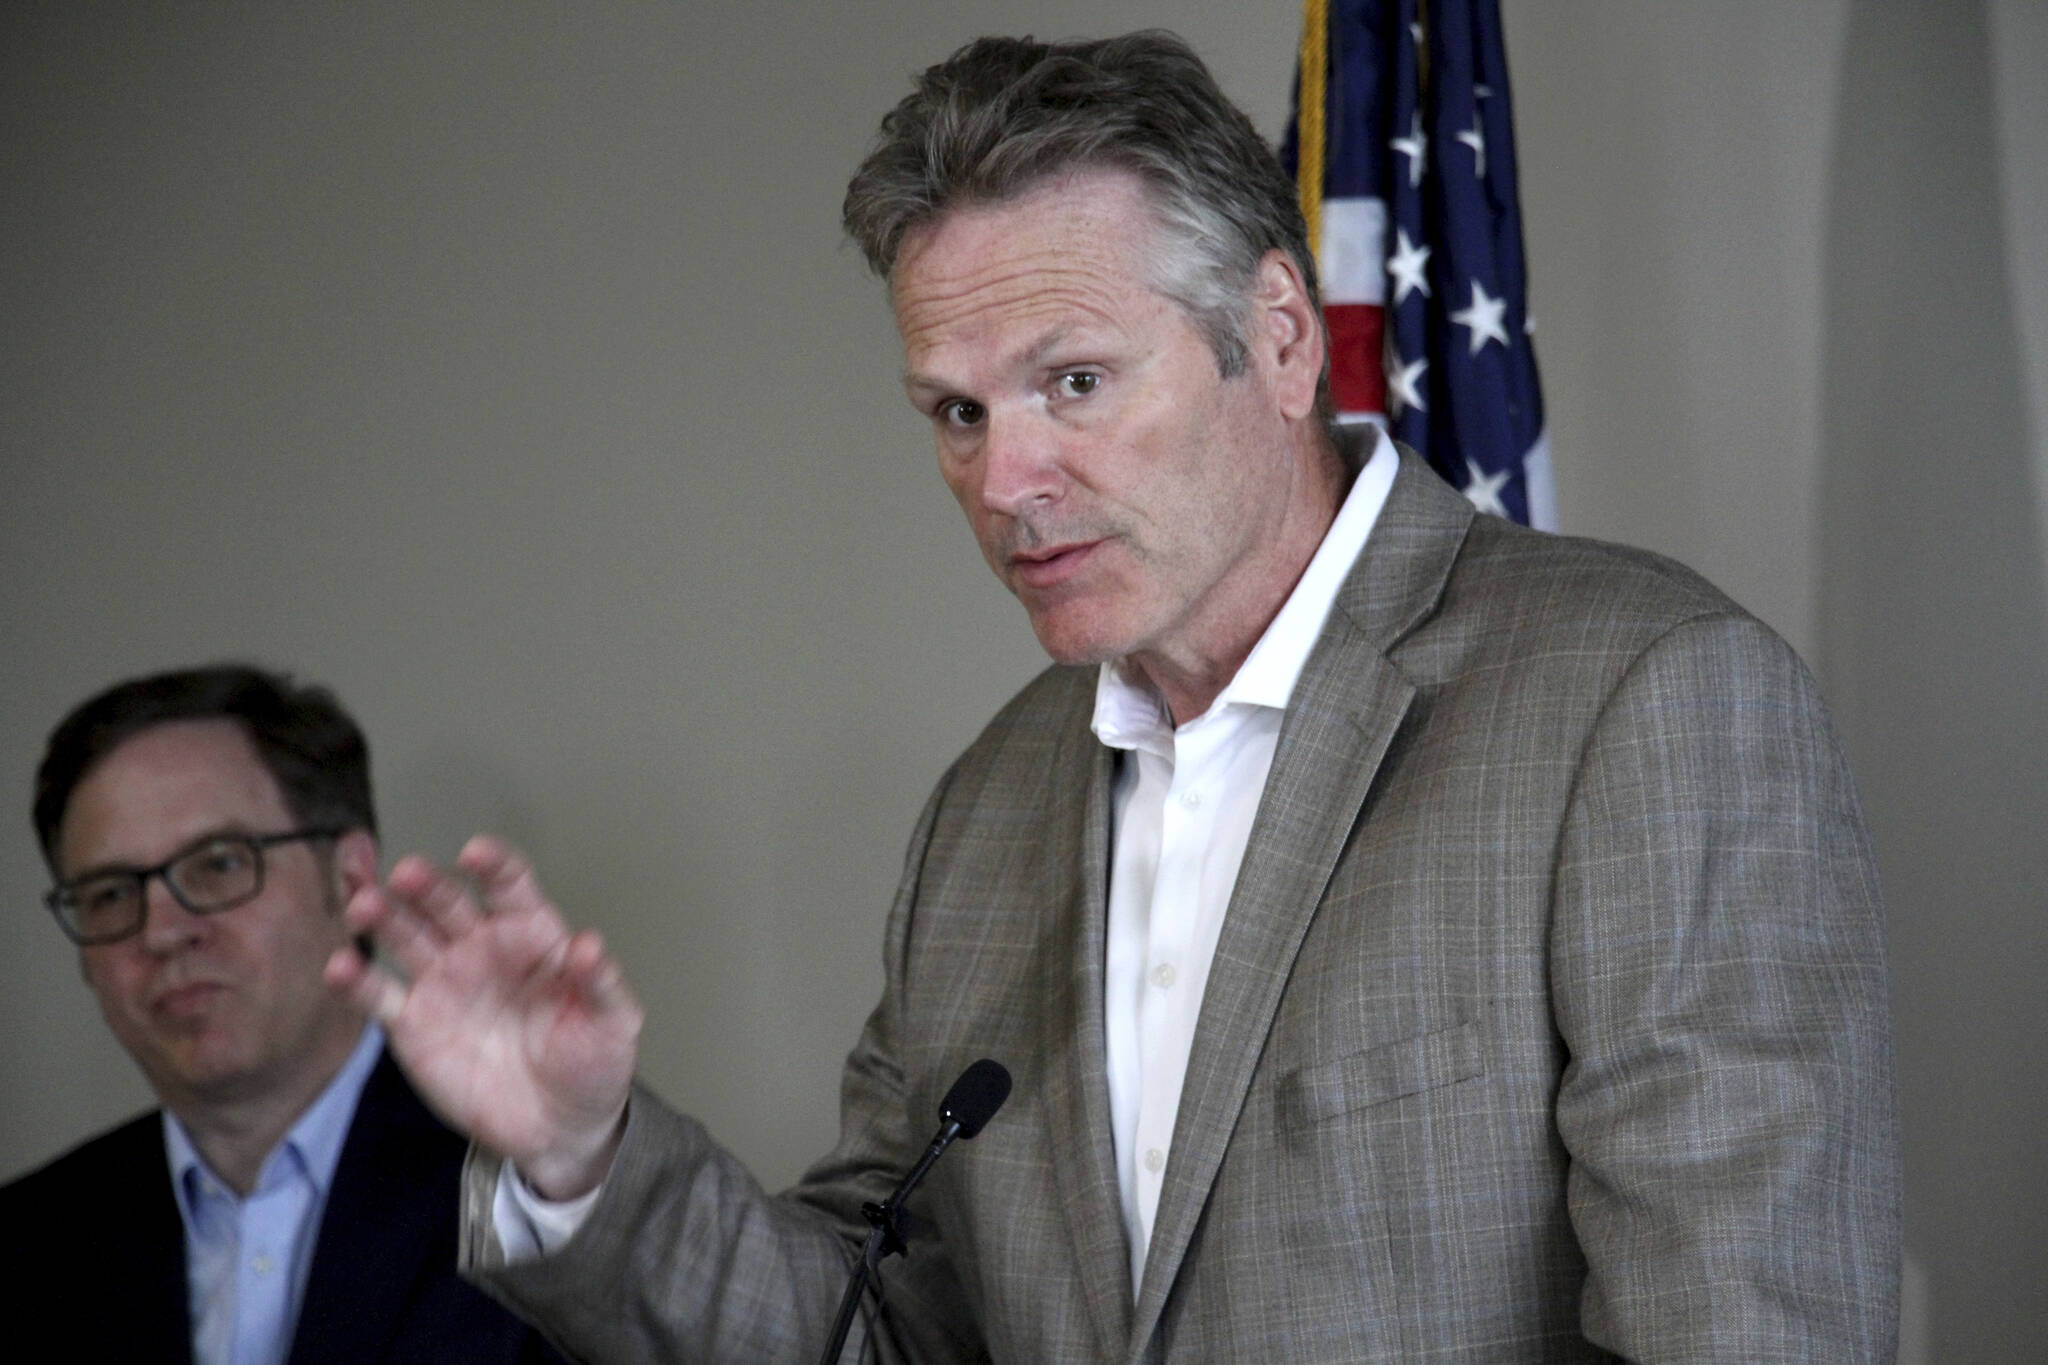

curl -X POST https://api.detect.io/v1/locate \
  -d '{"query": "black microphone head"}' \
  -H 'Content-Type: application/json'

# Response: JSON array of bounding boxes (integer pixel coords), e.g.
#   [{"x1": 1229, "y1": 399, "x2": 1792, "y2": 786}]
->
[{"x1": 939, "y1": 1059, "x2": 1011, "y2": 1139}]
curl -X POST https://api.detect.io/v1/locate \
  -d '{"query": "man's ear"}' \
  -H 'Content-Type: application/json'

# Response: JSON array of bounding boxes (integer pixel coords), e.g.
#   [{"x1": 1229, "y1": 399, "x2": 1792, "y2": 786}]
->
[
  {"x1": 329, "y1": 828, "x2": 380, "y2": 908},
  {"x1": 1251, "y1": 248, "x2": 1326, "y2": 421}
]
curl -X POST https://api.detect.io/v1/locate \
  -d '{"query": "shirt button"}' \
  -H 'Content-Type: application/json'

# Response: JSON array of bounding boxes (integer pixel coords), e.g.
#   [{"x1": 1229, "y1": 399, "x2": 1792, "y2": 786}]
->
[
  {"x1": 251, "y1": 1253, "x2": 273, "y2": 1276},
  {"x1": 1144, "y1": 1147, "x2": 1165, "y2": 1174},
  {"x1": 1151, "y1": 963, "x2": 1176, "y2": 989},
  {"x1": 1179, "y1": 790, "x2": 1202, "y2": 810}
]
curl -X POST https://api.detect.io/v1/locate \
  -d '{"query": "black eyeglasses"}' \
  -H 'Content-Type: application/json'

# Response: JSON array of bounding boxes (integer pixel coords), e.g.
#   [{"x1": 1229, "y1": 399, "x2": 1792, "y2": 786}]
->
[{"x1": 45, "y1": 828, "x2": 343, "y2": 946}]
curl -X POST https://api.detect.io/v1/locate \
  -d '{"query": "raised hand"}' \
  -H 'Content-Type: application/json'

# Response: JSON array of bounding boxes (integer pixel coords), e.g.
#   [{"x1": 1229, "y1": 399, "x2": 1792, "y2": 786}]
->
[{"x1": 325, "y1": 834, "x2": 643, "y2": 1199}]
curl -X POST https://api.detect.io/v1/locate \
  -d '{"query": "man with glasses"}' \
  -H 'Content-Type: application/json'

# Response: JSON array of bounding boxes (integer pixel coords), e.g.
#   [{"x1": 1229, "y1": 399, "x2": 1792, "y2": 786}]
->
[{"x1": 1, "y1": 664, "x2": 563, "y2": 1364}]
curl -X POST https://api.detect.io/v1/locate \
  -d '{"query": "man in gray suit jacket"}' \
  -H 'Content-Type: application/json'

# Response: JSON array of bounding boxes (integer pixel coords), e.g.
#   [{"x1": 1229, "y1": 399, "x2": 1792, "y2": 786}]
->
[{"x1": 329, "y1": 31, "x2": 1899, "y2": 1363}]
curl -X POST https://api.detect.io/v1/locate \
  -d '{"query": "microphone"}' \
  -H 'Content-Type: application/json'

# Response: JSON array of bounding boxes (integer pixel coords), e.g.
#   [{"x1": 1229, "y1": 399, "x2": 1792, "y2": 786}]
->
[
  {"x1": 818, "y1": 1059, "x2": 1011, "y2": 1365},
  {"x1": 939, "y1": 1057, "x2": 1011, "y2": 1139}
]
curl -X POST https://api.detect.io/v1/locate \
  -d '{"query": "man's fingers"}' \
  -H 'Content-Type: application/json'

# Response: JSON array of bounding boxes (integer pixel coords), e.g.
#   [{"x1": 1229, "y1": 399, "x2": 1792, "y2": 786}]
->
[
  {"x1": 323, "y1": 943, "x2": 410, "y2": 1026},
  {"x1": 387, "y1": 852, "x2": 486, "y2": 939},
  {"x1": 458, "y1": 836, "x2": 564, "y2": 934},
  {"x1": 562, "y1": 929, "x2": 644, "y2": 1026},
  {"x1": 343, "y1": 880, "x2": 449, "y2": 981}
]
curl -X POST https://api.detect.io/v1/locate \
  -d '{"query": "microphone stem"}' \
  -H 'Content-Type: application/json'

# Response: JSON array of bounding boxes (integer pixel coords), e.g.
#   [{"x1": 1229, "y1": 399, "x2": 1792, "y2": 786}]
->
[
  {"x1": 818, "y1": 1220, "x2": 887, "y2": 1365},
  {"x1": 817, "y1": 1120, "x2": 962, "y2": 1365},
  {"x1": 890, "y1": 1121, "x2": 960, "y2": 1214}
]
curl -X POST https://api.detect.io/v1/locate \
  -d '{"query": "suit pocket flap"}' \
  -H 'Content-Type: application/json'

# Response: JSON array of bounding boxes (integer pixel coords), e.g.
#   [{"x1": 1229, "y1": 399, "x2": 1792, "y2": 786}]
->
[{"x1": 1280, "y1": 1021, "x2": 1484, "y2": 1126}]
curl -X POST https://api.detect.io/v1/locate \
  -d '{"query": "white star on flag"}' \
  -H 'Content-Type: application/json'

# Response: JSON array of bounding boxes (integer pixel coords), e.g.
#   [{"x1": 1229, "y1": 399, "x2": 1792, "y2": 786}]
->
[
  {"x1": 1451, "y1": 279, "x2": 1509, "y2": 355},
  {"x1": 1463, "y1": 458, "x2": 1511, "y2": 517},
  {"x1": 1386, "y1": 227, "x2": 1431, "y2": 304},
  {"x1": 1456, "y1": 119, "x2": 1486, "y2": 180},
  {"x1": 1385, "y1": 341, "x2": 1428, "y2": 418},
  {"x1": 1390, "y1": 113, "x2": 1427, "y2": 189}
]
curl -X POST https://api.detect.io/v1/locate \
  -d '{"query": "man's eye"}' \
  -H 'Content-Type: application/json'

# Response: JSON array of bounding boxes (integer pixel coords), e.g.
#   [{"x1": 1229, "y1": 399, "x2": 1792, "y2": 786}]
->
[
  {"x1": 198, "y1": 848, "x2": 251, "y2": 877},
  {"x1": 179, "y1": 840, "x2": 255, "y2": 890},
  {"x1": 74, "y1": 879, "x2": 136, "y2": 916},
  {"x1": 941, "y1": 400, "x2": 986, "y2": 428},
  {"x1": 1057, "y1": 372, "x2": 1100, "y2": 398}
]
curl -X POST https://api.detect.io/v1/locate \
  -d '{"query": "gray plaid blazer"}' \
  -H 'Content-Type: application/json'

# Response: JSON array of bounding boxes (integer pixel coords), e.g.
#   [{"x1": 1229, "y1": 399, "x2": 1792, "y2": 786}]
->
[{"x1": 466, "y1": 449, "x2": 1899, "y2": 1363}]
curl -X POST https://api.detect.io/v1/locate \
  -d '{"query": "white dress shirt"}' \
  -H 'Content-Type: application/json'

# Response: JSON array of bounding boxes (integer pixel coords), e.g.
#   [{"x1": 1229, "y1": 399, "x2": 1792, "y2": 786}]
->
[
  {"x1": 1093, "y1": 429, "x2": 1396, "y2": 1288},
  {"x1": 166, "y1": 1023, "x2": 384, "y2": 1365}
]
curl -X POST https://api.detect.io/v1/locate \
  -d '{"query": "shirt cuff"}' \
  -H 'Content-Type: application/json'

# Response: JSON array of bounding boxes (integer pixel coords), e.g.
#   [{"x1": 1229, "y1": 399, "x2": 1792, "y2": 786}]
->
[{"x1": 492, "y1": 1160, "x2": 604, "y2": 1262}]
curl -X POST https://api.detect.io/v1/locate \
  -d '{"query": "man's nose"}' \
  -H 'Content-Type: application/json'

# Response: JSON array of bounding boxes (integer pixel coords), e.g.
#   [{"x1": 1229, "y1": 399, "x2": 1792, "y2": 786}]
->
[
  {"x1": 138, "y1": 875, "x2": 206, "y2": 954},
  {"x1": 977, "y1": 410, "x2": 1064, "y2": 516}
]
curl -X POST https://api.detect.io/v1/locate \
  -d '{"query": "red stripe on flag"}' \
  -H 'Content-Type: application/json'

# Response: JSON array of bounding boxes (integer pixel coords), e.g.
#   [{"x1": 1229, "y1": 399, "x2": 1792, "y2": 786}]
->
[{"x1": 1324, "y1": 302, "x2": 1385, "y2": 416}]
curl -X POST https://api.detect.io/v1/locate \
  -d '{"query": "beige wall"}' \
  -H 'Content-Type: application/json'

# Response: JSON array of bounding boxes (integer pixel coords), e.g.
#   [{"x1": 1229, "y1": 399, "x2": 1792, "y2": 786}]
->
[{"x1": 3, "y1": 3, "x2": 2041, "y2": 1358}]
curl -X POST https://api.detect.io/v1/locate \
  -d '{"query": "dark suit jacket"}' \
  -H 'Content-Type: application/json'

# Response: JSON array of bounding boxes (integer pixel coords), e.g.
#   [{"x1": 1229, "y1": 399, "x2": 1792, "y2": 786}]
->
[
  {"x1": 1, "y1": 1049, "x2": 565, "y2": 1365},
  {"x1": 469, "y1": 450, "x2": 1899, "y2": 1362}
]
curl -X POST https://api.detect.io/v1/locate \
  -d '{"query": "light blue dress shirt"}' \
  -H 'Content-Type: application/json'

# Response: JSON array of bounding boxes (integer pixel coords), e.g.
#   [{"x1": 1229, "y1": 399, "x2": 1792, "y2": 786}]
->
[{"x1": 163, "y1": 1024, "x2": 384, "y2": 1365}]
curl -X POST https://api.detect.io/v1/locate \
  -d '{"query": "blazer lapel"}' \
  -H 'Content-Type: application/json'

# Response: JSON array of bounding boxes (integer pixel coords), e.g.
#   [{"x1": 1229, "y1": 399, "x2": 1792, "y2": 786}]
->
[
  {"x1": 1037, "y1": 729, "x2": 1138, "y2": 1358},
  {"x1": 1127, "y1": 450, "x2": 1473, "y2": 1352},
  {"x1": 288, "y1": 1051, "x2": 453, "y2": 1365},
  {"x1": 117, "y1": 1115, "x2": 197, "y2": 1364}
]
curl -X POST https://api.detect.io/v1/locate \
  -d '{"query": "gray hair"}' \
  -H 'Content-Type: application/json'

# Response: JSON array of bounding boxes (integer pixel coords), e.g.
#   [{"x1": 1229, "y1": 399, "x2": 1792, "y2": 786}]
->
[{"x1": 842, "y1": 31, "x2": 1321, "y2": 380}]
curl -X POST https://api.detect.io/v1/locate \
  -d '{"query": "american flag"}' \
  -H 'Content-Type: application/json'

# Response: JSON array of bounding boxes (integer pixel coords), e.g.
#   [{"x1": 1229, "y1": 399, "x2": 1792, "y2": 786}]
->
[{"x1": 1284, "y1": 0, "x2": 1555, "y2": 529}]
